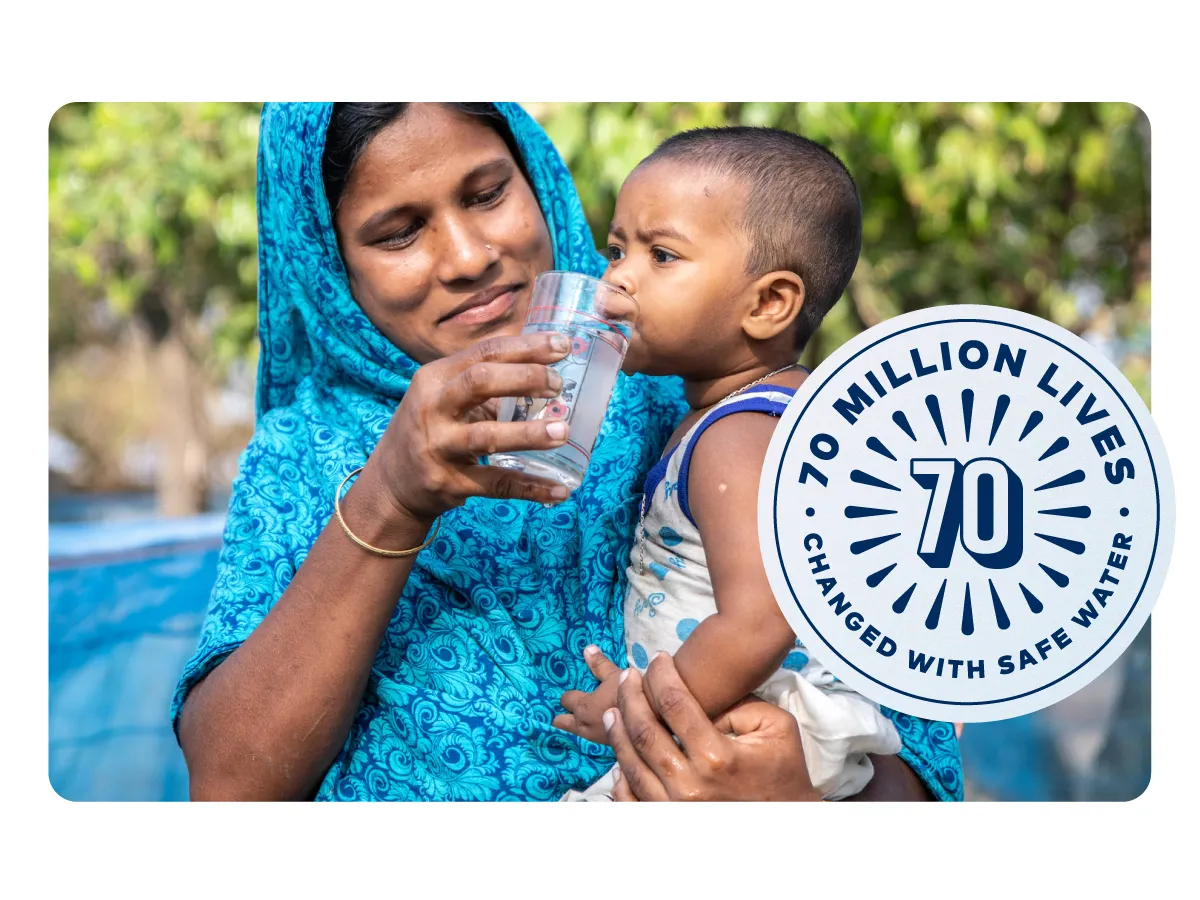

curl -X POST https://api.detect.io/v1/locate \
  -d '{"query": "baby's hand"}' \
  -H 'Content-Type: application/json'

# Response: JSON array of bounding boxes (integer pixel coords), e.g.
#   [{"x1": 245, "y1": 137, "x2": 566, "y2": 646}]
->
[{"x1": 553, "y1": 645, "x2": 624, "y2": 746}]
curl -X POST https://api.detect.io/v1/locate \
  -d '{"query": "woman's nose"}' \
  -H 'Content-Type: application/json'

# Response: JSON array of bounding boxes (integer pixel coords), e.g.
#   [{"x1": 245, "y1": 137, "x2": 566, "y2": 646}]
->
[{"x1": 436, "y1": 215, "x2": 494, "y2": 284}]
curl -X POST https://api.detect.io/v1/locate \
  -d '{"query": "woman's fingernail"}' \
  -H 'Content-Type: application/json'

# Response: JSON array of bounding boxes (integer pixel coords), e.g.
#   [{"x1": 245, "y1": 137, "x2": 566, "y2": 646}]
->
[
  {"x1": 550, "y1": 334, "x2": 570, "y2": 353},
  {"x1": 602, "y1": 709, "x2": 616, "y2": 730},
  {"x1": 548, "y1": 370, "x2": 564, "y2": 391},
  {"x1": 546, "y1": 421, "x2": 568, "y2": 440},
  {"x1": 584, "y1": 644, "x2": 599, "y2": 659},
  {"x1": 653, "y1": 650, "x2": 668, "y2": 661},
  {"x1": 619, "y1": 669, "x2": 630, "y2": 684},
  {"x1": 551, "y1": 485, "x2": 570, "y2": 500},
  {"x1": 613, "y1": 766, "x2": 623, "y2": 783}
]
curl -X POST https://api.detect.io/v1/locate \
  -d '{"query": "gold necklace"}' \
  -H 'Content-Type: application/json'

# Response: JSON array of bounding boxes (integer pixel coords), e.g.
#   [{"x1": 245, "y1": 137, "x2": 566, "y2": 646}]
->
[
  {"x1": 716, "y1": 363, "x2": 799, "y2": 405},
  {"x1": 636, "y1": 364, "x2": 798, "y2": 574}
]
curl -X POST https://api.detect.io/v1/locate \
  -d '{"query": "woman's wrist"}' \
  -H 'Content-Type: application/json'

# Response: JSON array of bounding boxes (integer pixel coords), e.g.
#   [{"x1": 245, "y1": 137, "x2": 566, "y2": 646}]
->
[{"x1": 339, "y1": 464, "x2": 436, "y2": 552}]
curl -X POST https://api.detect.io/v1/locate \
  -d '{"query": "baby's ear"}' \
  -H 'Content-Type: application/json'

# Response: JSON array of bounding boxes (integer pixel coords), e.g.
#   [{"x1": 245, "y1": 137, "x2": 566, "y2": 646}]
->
[{"x1": 742, "y1": 271, "x2": 805, "y2": 342}]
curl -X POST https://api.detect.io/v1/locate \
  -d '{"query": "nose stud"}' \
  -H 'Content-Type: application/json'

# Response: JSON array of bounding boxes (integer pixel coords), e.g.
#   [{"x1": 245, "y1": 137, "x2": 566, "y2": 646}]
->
[{"x1": 485, "y1": 243, "x2": 493, "y2": 250}]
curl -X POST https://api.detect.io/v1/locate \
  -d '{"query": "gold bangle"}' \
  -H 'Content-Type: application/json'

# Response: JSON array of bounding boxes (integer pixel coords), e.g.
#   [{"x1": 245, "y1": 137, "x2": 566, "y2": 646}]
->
[{"x1": 334, "y1": 466, "x2": 440, "y2": 558}]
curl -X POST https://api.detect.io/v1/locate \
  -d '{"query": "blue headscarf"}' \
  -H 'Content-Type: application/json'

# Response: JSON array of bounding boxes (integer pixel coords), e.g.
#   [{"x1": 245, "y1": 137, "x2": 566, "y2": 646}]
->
[{"x1": 173, "y1": 103, "x2": 963, "y2": 801}]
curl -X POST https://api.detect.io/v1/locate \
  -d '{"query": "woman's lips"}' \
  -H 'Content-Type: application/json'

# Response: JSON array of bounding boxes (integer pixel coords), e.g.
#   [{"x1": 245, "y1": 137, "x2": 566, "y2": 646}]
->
[{"x1": 442, "y1": 285, "x2": 521, "y2": 327}]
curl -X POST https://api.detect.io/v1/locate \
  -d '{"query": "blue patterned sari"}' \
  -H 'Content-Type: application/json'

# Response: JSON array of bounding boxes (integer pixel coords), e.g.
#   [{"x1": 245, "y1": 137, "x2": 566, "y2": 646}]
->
[{"x1": 172, "y1": 102, "x2": 963, "y2": 801}]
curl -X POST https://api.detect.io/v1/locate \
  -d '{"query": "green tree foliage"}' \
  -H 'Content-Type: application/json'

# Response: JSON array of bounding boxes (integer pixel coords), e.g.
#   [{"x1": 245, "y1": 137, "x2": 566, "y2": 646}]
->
[
  {"x1": 50, "y1": 102, "x2": 262, "y2": 366},
  {"x1": 531, "y1": 103, "x2": 1150, "y2": 400},
  {"x1": 49, "y1": 103, "x2": 262, "y2": 513}
]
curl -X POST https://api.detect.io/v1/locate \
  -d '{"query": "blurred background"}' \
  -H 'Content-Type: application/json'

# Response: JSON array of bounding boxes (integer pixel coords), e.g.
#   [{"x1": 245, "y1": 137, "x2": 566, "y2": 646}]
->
[{"x1": 48, "y1": 102, "x2": 1151, "y2": 801}]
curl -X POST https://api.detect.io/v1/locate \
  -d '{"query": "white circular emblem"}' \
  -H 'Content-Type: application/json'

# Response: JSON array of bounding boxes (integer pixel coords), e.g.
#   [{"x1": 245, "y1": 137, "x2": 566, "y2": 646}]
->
[{"x1": 759, "y1": 306, "x2": 1174, "y2": 722}]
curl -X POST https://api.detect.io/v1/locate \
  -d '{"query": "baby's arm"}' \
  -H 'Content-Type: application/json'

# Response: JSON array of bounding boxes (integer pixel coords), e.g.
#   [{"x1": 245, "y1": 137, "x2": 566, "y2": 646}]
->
[{"x1": 671, "y1": 411, "x2": 797, "y2": 719}]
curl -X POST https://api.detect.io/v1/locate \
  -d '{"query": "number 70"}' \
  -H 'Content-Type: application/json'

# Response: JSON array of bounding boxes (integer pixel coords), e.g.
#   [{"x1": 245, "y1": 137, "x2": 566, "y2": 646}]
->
[{"x1": 910, "y1": 457, "x2": 1023, "y2": 569}]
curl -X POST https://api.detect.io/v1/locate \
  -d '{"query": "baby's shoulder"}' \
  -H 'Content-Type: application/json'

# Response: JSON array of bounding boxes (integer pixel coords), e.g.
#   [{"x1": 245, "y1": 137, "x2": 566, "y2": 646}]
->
[
  {"x1": 684, "y1": 409, "x2": 779, "y2": 482},
  {"x1": 683, "y1": 386, "x2": 794, "y2": 467},
  {"x1": 671, "y1": 410, "x2": 777, "y2": 541}
]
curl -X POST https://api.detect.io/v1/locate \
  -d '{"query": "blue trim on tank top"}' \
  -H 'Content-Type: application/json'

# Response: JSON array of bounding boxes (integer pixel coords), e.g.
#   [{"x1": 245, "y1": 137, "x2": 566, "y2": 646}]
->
[{"x1": 639, "y1": 448, "x2": 676, "y2": 520}]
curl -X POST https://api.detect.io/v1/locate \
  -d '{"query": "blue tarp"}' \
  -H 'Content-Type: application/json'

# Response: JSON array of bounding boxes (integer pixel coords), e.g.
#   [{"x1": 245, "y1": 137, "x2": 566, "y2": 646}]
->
[{"x1": 49, "y1": 516, "x2": 224, "y2": 801}]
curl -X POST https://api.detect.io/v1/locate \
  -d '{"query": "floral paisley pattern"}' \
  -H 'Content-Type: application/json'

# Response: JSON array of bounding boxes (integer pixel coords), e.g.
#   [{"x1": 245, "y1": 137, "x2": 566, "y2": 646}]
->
[{"x1": 170, "y1": 103, "x2": 962, "y2": 801}]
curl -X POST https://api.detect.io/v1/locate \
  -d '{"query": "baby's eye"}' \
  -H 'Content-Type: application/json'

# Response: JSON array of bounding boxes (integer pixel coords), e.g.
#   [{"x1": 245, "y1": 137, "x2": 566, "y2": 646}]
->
[
  {"x1": 651, "y1": 247, "x2": 679, "y2": 264},
  {"x1": 605, "y1": 244, "x2": 625, "y2": 262}
]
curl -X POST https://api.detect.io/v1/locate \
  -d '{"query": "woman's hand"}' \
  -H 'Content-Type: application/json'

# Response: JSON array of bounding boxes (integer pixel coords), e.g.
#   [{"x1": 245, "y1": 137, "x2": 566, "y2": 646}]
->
[
  {"x1": 604, "y1": 652, "x2": 821, "y2": 802},
  {"x1": 362, "y1": 332, "x2": 576, "y2": 524}
]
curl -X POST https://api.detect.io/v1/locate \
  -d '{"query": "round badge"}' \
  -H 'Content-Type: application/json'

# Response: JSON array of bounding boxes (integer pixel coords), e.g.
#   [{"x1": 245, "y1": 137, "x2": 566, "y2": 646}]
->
[{"x1": 759, "y1": 306, "x2": 1174, "y2": 722}]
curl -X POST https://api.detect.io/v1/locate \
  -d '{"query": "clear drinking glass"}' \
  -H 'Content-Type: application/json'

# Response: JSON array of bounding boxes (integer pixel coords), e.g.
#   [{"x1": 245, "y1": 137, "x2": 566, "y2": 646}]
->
[{"x1": 488, "y1": 271, "x2": 637, "y2": 491}]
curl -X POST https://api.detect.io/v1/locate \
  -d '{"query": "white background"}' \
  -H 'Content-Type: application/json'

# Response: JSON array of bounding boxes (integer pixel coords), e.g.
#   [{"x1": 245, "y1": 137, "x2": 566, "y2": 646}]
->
[{"x1": 6, "y1": 2, "x2": 1196, "y2": 896}]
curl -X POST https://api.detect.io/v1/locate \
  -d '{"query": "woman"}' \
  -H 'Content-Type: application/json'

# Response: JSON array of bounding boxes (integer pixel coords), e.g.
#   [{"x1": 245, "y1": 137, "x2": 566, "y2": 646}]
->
[{"x1": 173, "y1": 102, "x2": 963, "y2": 801}]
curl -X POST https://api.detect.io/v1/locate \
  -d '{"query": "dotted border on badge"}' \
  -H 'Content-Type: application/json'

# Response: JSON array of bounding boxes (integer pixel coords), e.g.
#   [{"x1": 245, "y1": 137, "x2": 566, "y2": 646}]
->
[{"x1": 771, "y1": 317, "x2": 1163, "y2": 707}]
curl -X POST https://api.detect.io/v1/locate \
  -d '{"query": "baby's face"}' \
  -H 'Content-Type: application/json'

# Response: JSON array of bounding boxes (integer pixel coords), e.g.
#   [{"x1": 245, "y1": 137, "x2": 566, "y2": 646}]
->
[{"x1": 603, "y1": 160, "x2": 756, "y2": 378}]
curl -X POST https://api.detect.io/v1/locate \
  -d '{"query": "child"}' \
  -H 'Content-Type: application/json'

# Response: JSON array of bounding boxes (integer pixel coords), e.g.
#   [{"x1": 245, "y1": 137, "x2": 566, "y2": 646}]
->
[{"x1": 554, "y1": 127, "x2": 901, "y2": 800}]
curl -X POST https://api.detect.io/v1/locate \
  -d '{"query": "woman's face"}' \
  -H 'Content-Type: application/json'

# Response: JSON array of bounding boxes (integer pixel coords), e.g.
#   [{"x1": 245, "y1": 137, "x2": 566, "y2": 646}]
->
[{"x1": 334, "y1": 104, "x2": 554, "y2": 364}]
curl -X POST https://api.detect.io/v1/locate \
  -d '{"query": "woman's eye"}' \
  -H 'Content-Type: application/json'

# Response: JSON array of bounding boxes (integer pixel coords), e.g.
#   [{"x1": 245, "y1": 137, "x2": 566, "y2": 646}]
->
[
  {"x1": 377, "y1": 220, "x2": 423, "y2": 249},
  {"x1": 605, "y1": 245, "x2": 625, "y2": 262},
  {"x1": 651, "y1": 247, "x2": 679, "y2": 264},
  {"x1": 469, "y1": 180, "x2": 509, "y2": 208}
]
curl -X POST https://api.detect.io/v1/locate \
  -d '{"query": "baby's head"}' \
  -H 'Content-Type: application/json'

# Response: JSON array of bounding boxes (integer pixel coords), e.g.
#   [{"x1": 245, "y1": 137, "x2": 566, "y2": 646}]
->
[{"x1": 605, "y1": 126, "x2": 861, "y2": 379}]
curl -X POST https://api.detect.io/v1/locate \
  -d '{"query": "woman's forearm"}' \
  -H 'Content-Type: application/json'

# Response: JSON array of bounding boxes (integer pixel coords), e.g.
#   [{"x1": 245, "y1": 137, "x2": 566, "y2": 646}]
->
[
  {"x1": 178, "y1": 334, "x2": 575, "y2": 800},
  {"x1": 179, "y1": 468, "x2": 432, "y2": 801}
]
